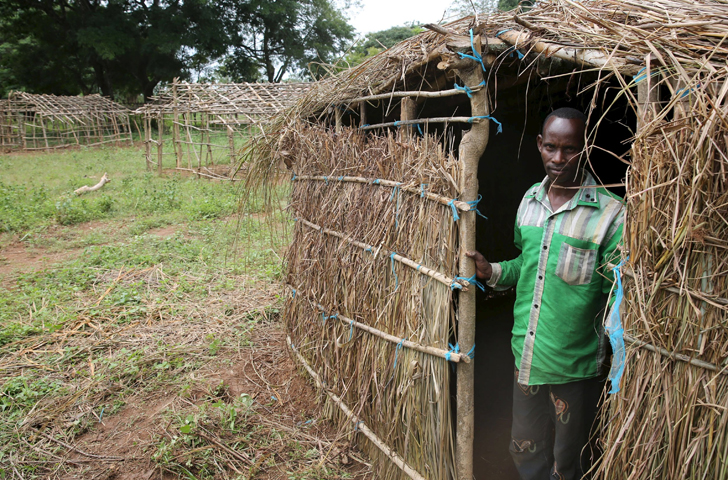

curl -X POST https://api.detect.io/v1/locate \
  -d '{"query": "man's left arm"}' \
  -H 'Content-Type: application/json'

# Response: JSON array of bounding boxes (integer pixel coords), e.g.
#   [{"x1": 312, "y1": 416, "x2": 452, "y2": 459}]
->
[{"x1": 599, "y1": 211, "x2": 625, "y2": 305}]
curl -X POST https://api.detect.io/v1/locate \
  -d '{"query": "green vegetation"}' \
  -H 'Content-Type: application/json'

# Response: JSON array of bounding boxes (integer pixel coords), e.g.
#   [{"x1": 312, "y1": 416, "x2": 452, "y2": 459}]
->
[
  {"x1": 344, "y1": 25, "x2": 423, "y2": 67},
  {"x1": 0, "y1": 0, "x2": 354, "y2": 99},
  {"x1": 0, "y1": 145, "x2": 357, "y2": 479}
]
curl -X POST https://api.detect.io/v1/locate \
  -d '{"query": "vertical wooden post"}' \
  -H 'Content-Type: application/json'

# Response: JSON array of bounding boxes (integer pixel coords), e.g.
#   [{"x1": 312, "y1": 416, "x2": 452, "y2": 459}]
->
[
  {"x1": 401, "y1": 97, "x2": 417, "y2": 139},
  {"x1": 40, "y1": 115, "x2": 50, "y2": 151},
  {"x1": 334, "y1": 106, "x2": 343, "y2": 132},
  {"x1": 454, "y1": 41, "x2": 490, "y2": 480},
  {"x1": 359, "y1": 101, "x2": 368, "y2": 128},
  {"x1": 157, "y1": 113, "x2": 163, "y2": 174},
  {"x1": 637, "y1": 55, "x2": 660, "y2": 130},
  {"x1": 227, "y1": 124, "x2": 235, "y2": 177},
  {"x1": 17, "y1": 111, "x2": 26, "y2": 150},
  {"x1": 172, "y1": 78, "x2": 182, "y2": 167},
  {"x1": 145, "y1": 116, "x2": 152, "y2": 171}
]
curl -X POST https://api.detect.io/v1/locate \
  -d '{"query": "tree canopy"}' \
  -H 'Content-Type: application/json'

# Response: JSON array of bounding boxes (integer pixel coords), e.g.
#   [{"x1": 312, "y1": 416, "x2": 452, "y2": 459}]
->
[
  {"x1": 0, "y1": 0, "x2": 355, "y2": 100},
  {"x1": 343, "y1": 24, "x2": 423, "y2": 68}
]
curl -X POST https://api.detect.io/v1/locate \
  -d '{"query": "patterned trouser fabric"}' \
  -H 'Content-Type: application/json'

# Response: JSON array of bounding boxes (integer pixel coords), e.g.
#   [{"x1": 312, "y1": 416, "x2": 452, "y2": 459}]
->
[{"x1": 509, "y1": 370, "x2": 603, "y2": 480}]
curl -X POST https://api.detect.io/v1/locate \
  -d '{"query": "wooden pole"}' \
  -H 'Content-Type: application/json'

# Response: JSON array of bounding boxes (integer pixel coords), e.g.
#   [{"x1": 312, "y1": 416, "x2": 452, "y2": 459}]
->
[
  {"x1": 173, "y1": 78, "x2": 182, "y2": 168},
  {"x1": 157, "y1": 113, "x2": 163, "y2": 175},
  {"x1": 401, "y1": 97, "x2": 417, "y2": 139},
  {"x1": 359, "y1": 101, "x2": 368, "y2": 128},
  {"x1": 144, "y1": 116, "x2": 152, "y2": 171},
  {"x1": 637, "y1": 54, "x2": 660, "y2": 130},
  {"x1": 287, "y1": 337, "x2": 428, "y2": 480},
  {"x1": 334, "y1": 107, "x2": 343, "y2": 132},
  {"x1": 453, "y1": 38, "x2": 490, "y2": 480}
]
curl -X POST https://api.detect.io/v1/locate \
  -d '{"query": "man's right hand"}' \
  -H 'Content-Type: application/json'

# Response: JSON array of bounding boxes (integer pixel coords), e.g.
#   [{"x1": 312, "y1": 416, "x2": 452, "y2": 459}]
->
[{"x1": 465, "y1": 250, "x2": 492, "y2": 280}]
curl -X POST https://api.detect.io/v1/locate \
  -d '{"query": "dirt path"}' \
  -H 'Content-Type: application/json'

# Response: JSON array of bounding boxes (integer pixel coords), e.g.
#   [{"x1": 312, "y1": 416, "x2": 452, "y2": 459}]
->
[{"x1": 62, "y1": 323, "x2": 371, "y2": 480}]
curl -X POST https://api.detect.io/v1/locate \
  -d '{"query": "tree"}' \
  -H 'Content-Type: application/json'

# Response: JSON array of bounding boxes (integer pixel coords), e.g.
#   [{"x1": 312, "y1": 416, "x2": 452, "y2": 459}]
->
[
  {"x1": 218, "y1": 0, "x2": 355, "y2": 83},
  {"x1": 0, "y1": 0, "x2": 232, "y2": 100},
  {"x1": 343, "y1": 24, "x2": 423, "y2": 68},
  {"x1": 446, "y1": 0, "x2": 530, "y2": 15}
]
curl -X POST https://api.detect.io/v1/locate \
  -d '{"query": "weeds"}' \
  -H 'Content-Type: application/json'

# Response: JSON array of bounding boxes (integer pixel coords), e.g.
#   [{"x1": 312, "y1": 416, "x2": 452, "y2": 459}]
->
[{"x1": 0, "y1": 145, "x2": 365, "y2": 480}]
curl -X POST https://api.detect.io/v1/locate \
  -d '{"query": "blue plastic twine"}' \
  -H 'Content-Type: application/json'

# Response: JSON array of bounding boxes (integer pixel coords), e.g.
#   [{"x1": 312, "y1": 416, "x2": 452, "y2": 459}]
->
[
  {"x1": 292, "y1": 173, "x2": 297, "y2": 181},
  {"x1": 445, "y1": 343, "x2": 460, "y2": 361},
  {"x1": 420, "y1": 183, "x2": 428, "y2": 198},
  {"x1": 495, "y1": 28, "x2": 513, "y2": 37},
  {"x1": 447, "y1": 199, "x2": 460, "y2": 222},
  {"x1": 417, "y1": 124, "x2": 424, "y2": 136},
  {"x1": 451, "y1": 274, "x2": 485, "y2": 292},
  {"x1": 393, "y1": 338, "x2": 406, "y2": 370},
  {"x1": 607, "y1": 257, "x2": 628, "y2": 394},
  {"x1": 372, "y1": 179, "x2": 381, "y2": 185},
  {"x1": 456, "y1": 29, "x2": 486, "y2": 71},
  {"x1": 324, "y1": 176, "x2": 329, "y2": 185},
  {"x1": 466, "y1": 194, "x2": 489, "y2": 219},
  {"x1": 394, "y1": 120, "x2": 402, "y2": 127},
  {"x1": 349, "y1": 320, "x2": 354, "y2": 341},
  {"x1": 468, "y1": 115, "x2": 503, "y2": 134},
  {"x1": 322, "y1": 312, "x2": 337, "y2": 324},
  {"x1": 466, "y1": 344, "x2": 475, "y2": 359},
  {"x1": 338, "y1": 176, "x2": 344, "y2": 181},
  {"x1": 390, "y1": 252, "x2": 399, "y2": 291},
  {"x1": 291, "y1": 288, "x2": 297, "y2": 298},
  {"x1": 454, "y1": 80, "x2": 486, "y2": 98}
]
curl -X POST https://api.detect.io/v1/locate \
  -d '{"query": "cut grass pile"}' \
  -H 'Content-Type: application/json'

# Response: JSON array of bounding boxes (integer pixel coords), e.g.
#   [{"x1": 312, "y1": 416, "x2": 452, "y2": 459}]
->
[{"x1": 0, "y1": 145, "x2": 367, "y2": 479}]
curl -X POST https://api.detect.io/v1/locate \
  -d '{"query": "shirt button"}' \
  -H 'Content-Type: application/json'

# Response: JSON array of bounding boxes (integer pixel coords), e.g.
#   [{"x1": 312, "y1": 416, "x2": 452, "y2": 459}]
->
[
  {"x1": 538, "y1": 275, "x2": 543, "y2": 280},
  {"x1": 542, "y1": 245, "x2": 547, "y2": 250},
  {"x1": 529, "y1": 331, "x2": 534, "y2": 336},
  {"x1": 534, "y1": 304, "x2": 538, "y2": 309}
]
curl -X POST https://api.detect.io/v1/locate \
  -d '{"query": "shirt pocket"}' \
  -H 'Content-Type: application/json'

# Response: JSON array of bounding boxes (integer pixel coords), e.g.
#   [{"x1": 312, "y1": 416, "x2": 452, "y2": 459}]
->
[{"x1": 555, "y1": 243, "x2": 597, "y2": 286}]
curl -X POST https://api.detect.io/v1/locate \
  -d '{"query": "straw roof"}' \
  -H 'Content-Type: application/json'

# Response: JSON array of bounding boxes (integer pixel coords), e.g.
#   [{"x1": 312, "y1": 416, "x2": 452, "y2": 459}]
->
[
  {"x1": 288, "y1": 0, "x2": 727, "y2": 119},
  {"x1": 136, "y1": 81, "x2": 312, "y2": 120}
]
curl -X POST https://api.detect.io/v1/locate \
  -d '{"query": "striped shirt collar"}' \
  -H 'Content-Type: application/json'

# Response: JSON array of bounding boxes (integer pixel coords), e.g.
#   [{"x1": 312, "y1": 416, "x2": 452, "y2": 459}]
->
[{"x1": 530, "y1": 170, "x2": 600, "y2": 212}]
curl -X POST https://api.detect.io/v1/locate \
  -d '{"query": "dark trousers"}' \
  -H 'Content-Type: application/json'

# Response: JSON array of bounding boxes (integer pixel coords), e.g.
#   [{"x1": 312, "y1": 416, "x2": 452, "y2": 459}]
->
[{"x1": 510, "y1": 372, "x2": 603, "y2": 480}]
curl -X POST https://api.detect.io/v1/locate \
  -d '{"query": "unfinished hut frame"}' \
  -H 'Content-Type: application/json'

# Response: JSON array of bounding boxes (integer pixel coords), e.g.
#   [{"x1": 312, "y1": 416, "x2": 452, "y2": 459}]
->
[
  {"x1": 0, "y1": 92, "x2": 133, "y2": 151},
  {"x1": 246, "y1": 1, "x2": 728, "y2": 479},
  {"x1": 136, "y1": 80, "x2": 310, "y2": 179}
]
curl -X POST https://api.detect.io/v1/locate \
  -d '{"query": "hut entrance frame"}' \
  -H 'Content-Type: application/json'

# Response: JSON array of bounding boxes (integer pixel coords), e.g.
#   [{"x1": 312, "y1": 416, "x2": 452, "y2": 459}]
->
[
  {"x1": 0, "y1": 92, "x2": 133, "y2": 151},
  {"x1": 137, "y1": 80, "x2": 310, "y2": 178},
  {"x1": 248, "y1": 2, "x2": 728, "y2": 479}
]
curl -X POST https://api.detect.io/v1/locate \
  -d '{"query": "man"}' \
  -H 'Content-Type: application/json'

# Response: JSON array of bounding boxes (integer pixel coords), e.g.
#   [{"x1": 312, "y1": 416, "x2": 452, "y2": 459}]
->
[{"x1": 467, "y1": 108, "x2": 624, "y2": 480}]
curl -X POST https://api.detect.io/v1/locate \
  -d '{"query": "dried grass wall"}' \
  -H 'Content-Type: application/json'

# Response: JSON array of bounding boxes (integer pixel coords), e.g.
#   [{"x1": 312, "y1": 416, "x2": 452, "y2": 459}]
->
[
  {"x1": 283, "y1": 124, "x2": 465, "y2": 480},
  {"x1": 597, "y1": 73, "x2": 728, "y2": 478}
]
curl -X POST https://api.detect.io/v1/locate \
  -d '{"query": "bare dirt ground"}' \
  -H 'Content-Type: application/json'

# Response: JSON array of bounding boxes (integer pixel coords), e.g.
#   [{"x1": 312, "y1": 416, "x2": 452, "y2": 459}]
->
[{"x1": 63, "y1": 325, "x2": 369, "y2": 480}]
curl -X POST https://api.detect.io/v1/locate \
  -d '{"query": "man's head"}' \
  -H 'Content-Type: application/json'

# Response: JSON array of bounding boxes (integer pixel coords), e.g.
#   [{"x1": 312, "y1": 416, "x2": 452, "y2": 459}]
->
[{"x1": 537, "y1": 108, "x2": 587, "y2": 188}]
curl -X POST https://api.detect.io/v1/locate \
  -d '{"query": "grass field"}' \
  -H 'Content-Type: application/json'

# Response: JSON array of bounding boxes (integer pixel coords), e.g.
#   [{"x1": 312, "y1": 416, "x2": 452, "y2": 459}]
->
[{"x1": 0, "y1": 145, "x2": 370, "y2": 479}]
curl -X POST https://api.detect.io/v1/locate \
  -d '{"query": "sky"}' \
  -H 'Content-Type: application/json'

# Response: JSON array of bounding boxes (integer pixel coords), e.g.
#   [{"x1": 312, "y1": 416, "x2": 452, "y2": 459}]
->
[{"x1": 347, "y1": 0, "x2": 455, "y2": 35}]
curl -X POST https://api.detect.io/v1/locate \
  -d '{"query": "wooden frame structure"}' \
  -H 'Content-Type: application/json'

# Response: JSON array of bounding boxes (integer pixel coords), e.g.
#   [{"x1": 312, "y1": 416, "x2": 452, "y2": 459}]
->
[
  {"x1": 0, "y1": 92, "x2": 133, "y2": 151},
  {"x1": 136, "y1": 80, "x2": 310, "y2": 178},
  {"x1": 245, "y1": 1, "x2": 728, "y2": 479}
]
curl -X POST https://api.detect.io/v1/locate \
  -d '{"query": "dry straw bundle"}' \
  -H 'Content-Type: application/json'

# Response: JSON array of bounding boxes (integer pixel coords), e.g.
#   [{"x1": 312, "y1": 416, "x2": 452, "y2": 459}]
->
[{"x1": 282, "y1": 123, "x2": 467, "y2": 480}]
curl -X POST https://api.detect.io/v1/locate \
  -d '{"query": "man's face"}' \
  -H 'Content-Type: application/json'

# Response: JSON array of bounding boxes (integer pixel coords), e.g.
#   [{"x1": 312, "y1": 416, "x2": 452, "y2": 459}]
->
[{"x1": 537, "y1": 117, "x2": 586, "y2": 187}]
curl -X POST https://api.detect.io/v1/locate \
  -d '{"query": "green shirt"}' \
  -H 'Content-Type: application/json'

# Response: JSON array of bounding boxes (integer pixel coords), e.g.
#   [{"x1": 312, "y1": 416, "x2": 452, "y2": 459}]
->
[{"x1": 487, "y1": 172, "x2": 624, "y2": 385}]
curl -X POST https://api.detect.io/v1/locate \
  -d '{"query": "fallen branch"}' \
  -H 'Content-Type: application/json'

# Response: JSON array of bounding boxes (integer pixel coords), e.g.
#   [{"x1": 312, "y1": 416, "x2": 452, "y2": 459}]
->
[{"x1": 74, "y1": 173, "x2": 110, "y2": 195}]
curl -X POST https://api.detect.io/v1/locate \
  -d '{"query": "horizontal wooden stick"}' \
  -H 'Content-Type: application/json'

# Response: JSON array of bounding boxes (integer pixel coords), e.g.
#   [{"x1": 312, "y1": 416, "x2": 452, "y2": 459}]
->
[
  {"x1": 615, "y1": 264, "x2": 728, "y2": 307},
  {"x1": 359, "y1": 117, "x2": 484, "y2": 131},
  {"x1": 296, "y1": 217, "x2": 468, "y2": 290},
  {"x1": 306, "y1": 301, "x2": 470, "y2": 363},
  {"x1": 286, "y1": 336, "x2": 428, "y2": 480},
  {"x1": 498, "y1": 29, "x2": 640, "y2": 76},
  {"x1": 174, "y1": 167, "x2": 235, "y2": 181},
  {"x1": 349, "y1": 87, "x2": 471, "y2": 104},
  {"x1": 624, "y1": 334, "x2": 727, "y2": 376},
  {"x1": 293, "y1": 175, "x2": 471, "y2": 212}
]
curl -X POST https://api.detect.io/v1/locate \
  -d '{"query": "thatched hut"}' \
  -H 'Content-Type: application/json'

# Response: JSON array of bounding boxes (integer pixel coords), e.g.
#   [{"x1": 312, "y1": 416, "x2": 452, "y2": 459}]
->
[
  {"x1": 0, "y1": 92, "x2": 133, "y2": 151},
  {"x1": 136, "y1": 80, "x2": 311, "y2": 178},
  {"x1": 246, "y1": 1, "x2": 728, "y2": 479}
]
